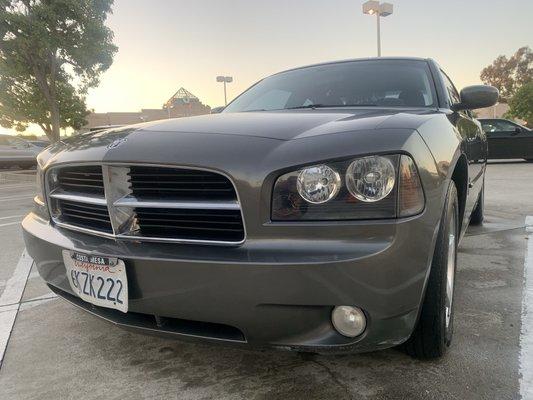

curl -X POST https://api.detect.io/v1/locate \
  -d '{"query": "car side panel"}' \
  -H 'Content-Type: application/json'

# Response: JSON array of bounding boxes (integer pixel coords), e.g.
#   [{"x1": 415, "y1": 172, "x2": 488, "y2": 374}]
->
[
  {"x1": 415, "y1": 114, "x2": 479, "y2": 237},
  {"x1": 427, "y1": 61, "x2": 486, "y2": 231}
]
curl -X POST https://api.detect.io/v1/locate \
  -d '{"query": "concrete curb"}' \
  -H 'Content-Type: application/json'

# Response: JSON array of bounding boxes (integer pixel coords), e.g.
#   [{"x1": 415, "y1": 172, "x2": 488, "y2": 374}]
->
[{"x1": 0, "y1": 171, "x2": 36, "y2": 183}]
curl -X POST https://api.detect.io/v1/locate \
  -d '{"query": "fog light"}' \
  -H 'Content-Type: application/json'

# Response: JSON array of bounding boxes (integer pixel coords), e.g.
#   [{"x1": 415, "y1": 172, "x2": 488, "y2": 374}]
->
[{"x1": 331, "y1": 306, "x2": 366, "y2": 337}]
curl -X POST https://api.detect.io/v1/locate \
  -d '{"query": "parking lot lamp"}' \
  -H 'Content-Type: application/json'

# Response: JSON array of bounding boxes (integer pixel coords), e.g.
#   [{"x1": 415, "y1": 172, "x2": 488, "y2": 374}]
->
[
  {"x1": 362, "y1": 1, "x2": 393, "y2": 57},
  {"x1": 216, "y1": 76, "x2": 233, "y2": 106}
]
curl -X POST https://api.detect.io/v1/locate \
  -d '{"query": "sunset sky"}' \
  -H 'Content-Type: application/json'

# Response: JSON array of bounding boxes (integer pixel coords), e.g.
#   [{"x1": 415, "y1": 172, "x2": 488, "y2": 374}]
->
[{"x1": 2, "y1": 0, "x2": 532, "y2": 136}]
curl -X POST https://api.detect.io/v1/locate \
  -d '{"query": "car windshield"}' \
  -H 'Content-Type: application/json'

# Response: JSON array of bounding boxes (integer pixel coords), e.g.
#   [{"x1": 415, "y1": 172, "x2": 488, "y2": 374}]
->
[{"x1": 224, "y1": 60, "x2": 437, "y2": 113}]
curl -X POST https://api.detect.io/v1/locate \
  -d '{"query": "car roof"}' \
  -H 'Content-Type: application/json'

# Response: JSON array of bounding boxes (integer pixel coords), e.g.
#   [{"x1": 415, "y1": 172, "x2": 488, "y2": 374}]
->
[
  {"x1": 273, "y1": 57, "x2": 433, "y2": 76},
  {"x1": 478, "y1": 118, "x2": 515, "y2": 122}
]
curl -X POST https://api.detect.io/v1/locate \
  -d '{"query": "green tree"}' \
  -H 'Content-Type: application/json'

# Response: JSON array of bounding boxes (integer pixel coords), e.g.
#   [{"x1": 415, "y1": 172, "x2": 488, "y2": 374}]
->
[
  {"x1": 506, "y1": 82, "x2": 533, "y2": 128},
  {"x1": 480, "y1": 46, "x2": 533, "y2": 102},
  {"x1": 0, "y1": 0, "x2": 117, "y2": 141}
]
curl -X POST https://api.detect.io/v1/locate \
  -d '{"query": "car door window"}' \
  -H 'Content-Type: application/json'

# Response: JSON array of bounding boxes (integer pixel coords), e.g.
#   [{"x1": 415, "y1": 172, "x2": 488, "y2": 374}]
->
[
  {"x1": 481, "y1": 121, "x2": 495, "y2": 131},
  {"x1": 491, "y1": 120, "x2": 519, "y2": 132},
  {"x1": 481, "y1": 121, "x2": 498, "y2": 135}
]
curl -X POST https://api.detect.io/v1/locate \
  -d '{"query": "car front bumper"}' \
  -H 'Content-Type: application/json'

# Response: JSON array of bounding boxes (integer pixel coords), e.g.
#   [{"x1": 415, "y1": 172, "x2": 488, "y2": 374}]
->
[{"x1": 22, "y1": 206, "x2": 440, "y2": 354}]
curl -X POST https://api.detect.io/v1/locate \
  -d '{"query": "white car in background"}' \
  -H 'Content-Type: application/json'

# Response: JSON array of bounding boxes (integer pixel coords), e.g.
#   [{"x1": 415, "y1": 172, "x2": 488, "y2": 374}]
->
[{"x1": 0, "y1": 134, "x2": 41, "y2": 169}]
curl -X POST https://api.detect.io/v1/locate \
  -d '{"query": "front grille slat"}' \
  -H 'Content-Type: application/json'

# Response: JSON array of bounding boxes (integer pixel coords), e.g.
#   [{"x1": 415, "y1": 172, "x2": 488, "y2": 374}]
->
[
  {"x1": 50, "y1": 165, "x2": 245, "y2": 244},
  {"x1": 139, "y1": 218, "x2": 242, "y2": 225},
  {"x1": 132, "y1": 188, "x2": 233, "y2": 193},
  {"x1": 59, "y1": 182, "x2": 105, "y2": 190},
  {"x1": 61, "y1": 207, "x2": 110, "y2": 220}
]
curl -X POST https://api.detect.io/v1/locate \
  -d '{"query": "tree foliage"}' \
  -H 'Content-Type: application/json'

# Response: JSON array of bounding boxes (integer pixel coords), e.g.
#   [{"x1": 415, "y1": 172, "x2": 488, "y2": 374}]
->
[
  {"x1": 506, "y1": 82, "x2": 533, "y2": 128},
  {"x1": 0, "y1": 0, "x2": 117, "y2": 141},
  {"x1": 480, "y1": 46, "x2": 533, "y2": 102}
]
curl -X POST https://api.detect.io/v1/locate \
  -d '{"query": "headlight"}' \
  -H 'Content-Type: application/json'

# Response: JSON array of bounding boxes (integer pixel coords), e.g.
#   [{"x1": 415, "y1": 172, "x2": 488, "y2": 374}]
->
[
  {"x1": 296, "y1": 165, "x2": 341, "y2": 204},
  {"x1": 271, "y1": 154, "x2": 424, "y2": 221},
  {"x1": 346, "y1": 156, "x2": 395, "y2": 202}
]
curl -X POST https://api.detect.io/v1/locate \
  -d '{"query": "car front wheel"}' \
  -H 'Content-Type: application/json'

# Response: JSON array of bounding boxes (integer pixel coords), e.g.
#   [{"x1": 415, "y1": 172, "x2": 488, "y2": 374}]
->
[{"x1": 403, "y1": 181, "x2": 459, "y2": 359}]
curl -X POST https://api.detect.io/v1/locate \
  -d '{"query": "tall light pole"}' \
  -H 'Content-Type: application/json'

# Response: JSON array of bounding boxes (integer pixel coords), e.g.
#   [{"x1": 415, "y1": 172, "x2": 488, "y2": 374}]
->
[
  {"x1": 216, "y1": 76, "x2": 233, "y2": 106},
  {"x1": 362, "y1": 1, "x2": 393, "y2": 57}
]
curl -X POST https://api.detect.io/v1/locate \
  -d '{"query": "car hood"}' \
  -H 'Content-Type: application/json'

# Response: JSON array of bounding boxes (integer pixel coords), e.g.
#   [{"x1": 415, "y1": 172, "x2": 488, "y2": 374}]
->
[
  {"x1": 42, "y1": 108, "x2": 438, "y2": 168},
  {"x1": 135, "y1": 108, "x2": 436, "y2": 140}
]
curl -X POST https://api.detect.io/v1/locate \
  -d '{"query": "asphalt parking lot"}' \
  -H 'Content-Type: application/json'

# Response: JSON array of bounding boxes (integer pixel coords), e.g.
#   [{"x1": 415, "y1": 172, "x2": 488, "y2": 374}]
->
[{"x1": 0, "y1": 162, "x2": 532, "y2": 400}]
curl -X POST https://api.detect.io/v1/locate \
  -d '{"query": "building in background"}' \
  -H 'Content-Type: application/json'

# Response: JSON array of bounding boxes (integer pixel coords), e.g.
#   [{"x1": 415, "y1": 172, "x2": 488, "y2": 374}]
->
[
  {"x1": 82, "y1": 88, "x2": 211, "y2": 132},
  {"x1": 476, "y1": 103, "x2": 510, "y2": 119}
]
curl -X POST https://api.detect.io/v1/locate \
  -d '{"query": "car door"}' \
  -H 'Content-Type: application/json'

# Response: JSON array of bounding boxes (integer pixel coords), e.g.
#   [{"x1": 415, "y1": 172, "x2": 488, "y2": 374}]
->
[
  {"x1": 440, "y1": 70, "x2": 486, "y2": 215},
  {"x1": 481, "y1": 119, "x2": 533, "y2": 160}
]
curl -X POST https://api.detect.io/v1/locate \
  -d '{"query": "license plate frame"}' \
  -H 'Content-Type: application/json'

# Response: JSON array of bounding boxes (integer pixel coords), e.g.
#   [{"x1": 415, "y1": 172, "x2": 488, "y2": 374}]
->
[{"x1": 63, "y1": 250, "x2": 128, "y2": 313}]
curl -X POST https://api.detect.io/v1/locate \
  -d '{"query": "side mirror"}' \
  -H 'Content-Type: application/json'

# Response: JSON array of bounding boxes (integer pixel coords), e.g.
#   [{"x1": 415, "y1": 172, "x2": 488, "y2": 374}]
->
[
  {"x1": 452, "y1": 85, "x2": 499, "y2": 111},
  {"x1": 211, "y1": 106, "x2": 225, "y2": 114}
]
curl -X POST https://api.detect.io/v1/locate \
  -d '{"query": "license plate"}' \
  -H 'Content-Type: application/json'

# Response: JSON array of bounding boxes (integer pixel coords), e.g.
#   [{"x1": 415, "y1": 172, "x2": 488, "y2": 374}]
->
[{"x1": 63, "y1": 250, "x2": 128, "y2": 313}]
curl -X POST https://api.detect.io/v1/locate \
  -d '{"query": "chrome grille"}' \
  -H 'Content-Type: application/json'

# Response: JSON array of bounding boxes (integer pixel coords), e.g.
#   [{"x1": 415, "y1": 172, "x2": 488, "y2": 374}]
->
[{"x1": 47, "y1": 164, "x2": 245, "y2": 245}]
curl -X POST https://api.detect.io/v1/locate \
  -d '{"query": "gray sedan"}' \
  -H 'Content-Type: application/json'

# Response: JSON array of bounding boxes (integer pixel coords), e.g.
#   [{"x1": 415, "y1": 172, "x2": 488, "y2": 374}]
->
[
  {"x1": 0, "y1": 134, "x2": 41, "y2": 168},
  {"x1": 23, "y1": 57, "x2": 498, "y2": 359}
]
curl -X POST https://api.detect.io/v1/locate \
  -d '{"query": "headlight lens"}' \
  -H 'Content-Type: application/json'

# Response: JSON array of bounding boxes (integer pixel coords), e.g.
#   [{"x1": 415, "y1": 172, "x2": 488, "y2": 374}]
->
[
  {"x1": 297, "y1": 165, "x2": 341, "y2": 204},
  {"x1": 271, "y1": 154, "x2": 424, "y2": 221},
  {"x1": 346, "y1": 156, "x2": 395, "y2": 202}
]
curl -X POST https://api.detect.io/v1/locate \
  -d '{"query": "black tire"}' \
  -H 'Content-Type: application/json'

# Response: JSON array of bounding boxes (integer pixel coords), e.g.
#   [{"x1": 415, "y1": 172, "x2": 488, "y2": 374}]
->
[
  {"x1": 403, "y1": 182, "x2": 459, "y2": 359},
  {"x1": 470, "y1": 181, "x2": 484, "y2": 225}
]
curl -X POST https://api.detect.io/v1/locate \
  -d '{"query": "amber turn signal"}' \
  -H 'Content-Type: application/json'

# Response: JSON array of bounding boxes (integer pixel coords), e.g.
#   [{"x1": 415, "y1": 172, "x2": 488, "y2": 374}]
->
[{"x1": 398, "y1": 155, "x2": 425, "y2": 217}]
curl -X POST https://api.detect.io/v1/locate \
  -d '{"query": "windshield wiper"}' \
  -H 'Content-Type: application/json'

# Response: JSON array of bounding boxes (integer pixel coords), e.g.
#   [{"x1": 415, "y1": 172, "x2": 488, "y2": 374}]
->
[
  {"x1": 285, "y1": 104, "x2": 378, "y2": 110},
  {"x1": 242, "y1": 104, "x2": 378, "y2": 112},
  {"x1": 284, "y1": 104, "x2": 326, "y2": 110}
]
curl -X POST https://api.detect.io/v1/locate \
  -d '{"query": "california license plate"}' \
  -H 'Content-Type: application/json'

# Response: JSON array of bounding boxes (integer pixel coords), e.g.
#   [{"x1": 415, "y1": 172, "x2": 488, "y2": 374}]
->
[{"x1": 63, "y1": 250, "x2": 128, "y2": 313}]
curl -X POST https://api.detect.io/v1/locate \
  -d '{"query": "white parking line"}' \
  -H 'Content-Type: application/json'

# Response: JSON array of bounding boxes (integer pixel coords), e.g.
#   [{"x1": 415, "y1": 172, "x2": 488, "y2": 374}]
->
[
  {"x1": 0, "y1": 215, "x2": 24, "y2": 221},
  {"x1": 19, "y1": 294, "x2": 58, "y2": 311},
  {"x1": 0, "y1": 183, "x2": 34, "y2": 190},
  {"x1": 0, "y1": 195, "x2": 33, "y2": 202},
  {"x1": 0, "y1": 221, "x2": 21, "y2": 228},
  {"x1": 520, "y1": 216, "x2": 533, "y2": 399},
  {"x1": 0, "y1": 250, "x2": 33, "y2": 366}
]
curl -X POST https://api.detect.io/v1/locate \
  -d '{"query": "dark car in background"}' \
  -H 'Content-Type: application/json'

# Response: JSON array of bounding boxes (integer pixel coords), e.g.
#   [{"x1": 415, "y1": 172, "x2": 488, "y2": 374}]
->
[
  {"x1": 0, "y1": 134, "x2": 41, "y2": 169},
  {"x1": 23, "y1": 58, "x2": 498, "y2": 360},
  {"x1": 28, "y1": 140, "x2": 51, "y2": 149},
  {"x1": 479, "y1": 118, "x2": 533, "y2": 161}
]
